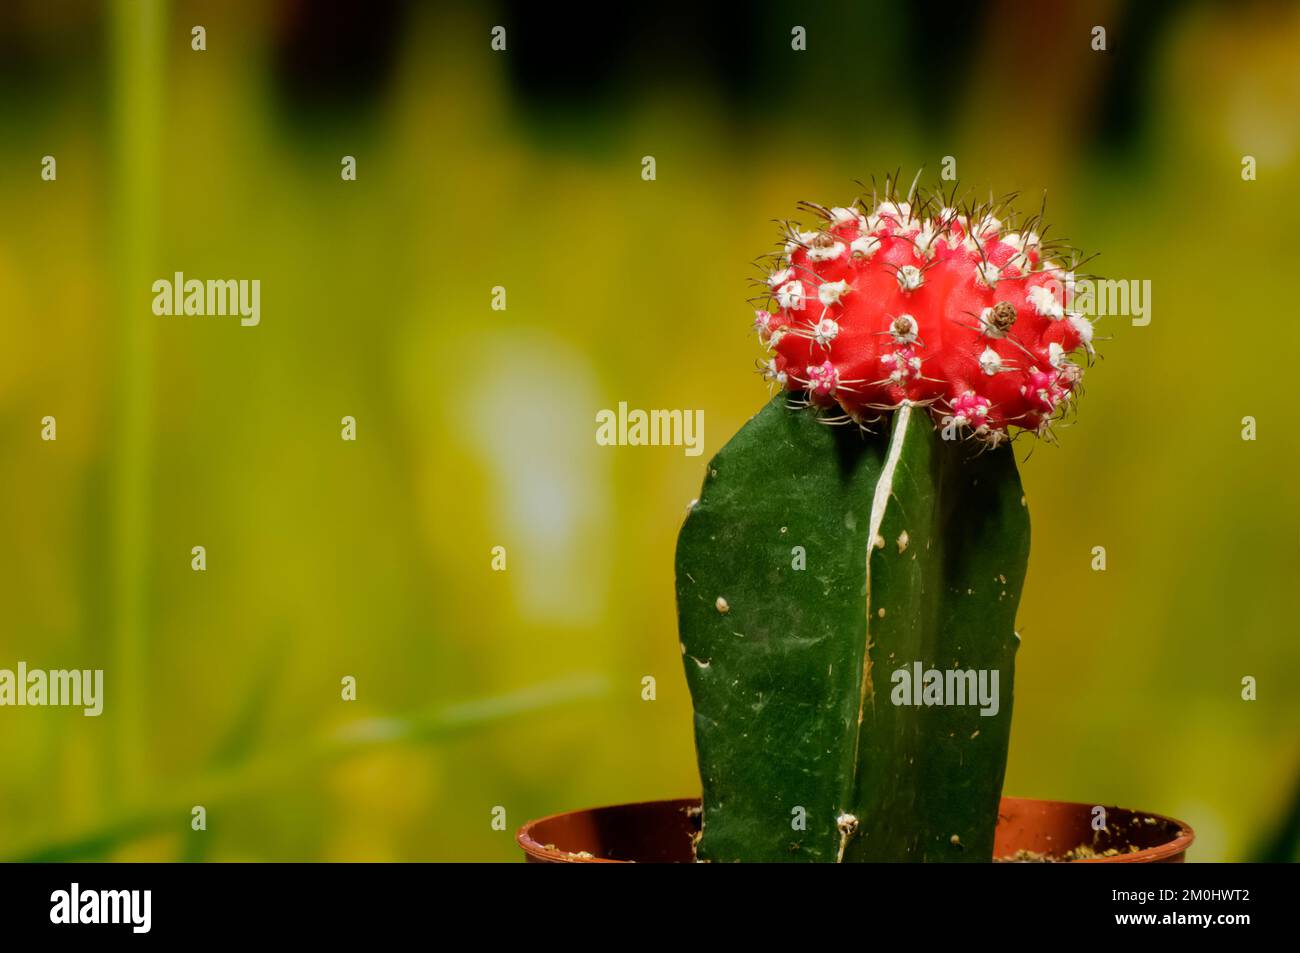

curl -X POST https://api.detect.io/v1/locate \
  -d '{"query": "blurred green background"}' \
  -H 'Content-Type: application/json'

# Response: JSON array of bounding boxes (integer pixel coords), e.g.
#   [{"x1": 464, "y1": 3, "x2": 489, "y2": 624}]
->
[{"x1": 1, "y1": 0, "x2": 1297, "y2": 862}]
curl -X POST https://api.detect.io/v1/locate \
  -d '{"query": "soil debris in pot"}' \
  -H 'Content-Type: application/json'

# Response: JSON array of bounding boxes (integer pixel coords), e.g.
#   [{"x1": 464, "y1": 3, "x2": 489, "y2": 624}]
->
[{"x1": 996, "y1": 843, "x2": 1142, "y2": 862}]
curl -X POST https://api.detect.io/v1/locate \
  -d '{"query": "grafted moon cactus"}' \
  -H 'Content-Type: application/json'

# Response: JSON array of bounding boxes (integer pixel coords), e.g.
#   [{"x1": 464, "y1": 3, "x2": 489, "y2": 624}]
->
[
  {"x1": 755, "y1": 187, "x2": 1092, "y2": 441},
  {"x1": 676, "y1": 179, "x2": 1094, "y2": 862}
]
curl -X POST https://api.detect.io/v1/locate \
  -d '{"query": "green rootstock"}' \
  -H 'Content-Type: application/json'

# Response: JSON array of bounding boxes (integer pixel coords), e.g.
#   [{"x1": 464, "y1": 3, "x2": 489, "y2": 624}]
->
[{"x1": 675, "y1": 396, "x2": 1030, "y2": 862}]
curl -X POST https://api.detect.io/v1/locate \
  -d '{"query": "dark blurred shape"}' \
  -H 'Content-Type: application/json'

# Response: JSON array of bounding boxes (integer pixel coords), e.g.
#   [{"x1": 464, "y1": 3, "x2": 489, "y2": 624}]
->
[
  {"x1": 0, "y1": 2, "x2": 102, "y2": 108},
  {"x1": 899, "y1": 0, "x2": 984, "y2": 127},
  {"x1": 499, "y1": 0, "x2": 762, "y2": 112},
  {"x1": 1091, "y1": 0, "x2": 1179, "y2": 152},
  {"x1": 497, "y1": 0, "x2": 992, "y2": 137},
  {"x1": 271, "y1": 0, "x2": 408, "y2": 118},
  {"x1": 1252, "y1": 764, "x2": 1300, "y2": 862}
]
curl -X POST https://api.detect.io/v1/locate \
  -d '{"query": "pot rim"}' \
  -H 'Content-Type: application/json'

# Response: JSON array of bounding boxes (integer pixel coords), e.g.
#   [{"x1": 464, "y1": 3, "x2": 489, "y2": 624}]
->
[
  {"x1": 517, "y1": 796, "x2": 699, "y2": 864},
  {"x1": 998, "y1": 795, "x2": 1195, "y2": 864},
  {"x1": 516, "y1": 795, "x2": 1195, "y2": 863}
]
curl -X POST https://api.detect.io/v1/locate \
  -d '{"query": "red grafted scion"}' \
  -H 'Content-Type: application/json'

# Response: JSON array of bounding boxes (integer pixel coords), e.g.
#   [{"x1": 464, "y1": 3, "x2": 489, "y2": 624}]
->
[{"x1": 754, "y1": 185, "x2": 1094, "y2": 442}]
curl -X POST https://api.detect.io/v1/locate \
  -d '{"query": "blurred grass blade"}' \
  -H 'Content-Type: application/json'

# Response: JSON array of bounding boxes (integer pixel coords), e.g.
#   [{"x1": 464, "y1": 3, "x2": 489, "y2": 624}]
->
[
  {"x1": 106, "y1": 0, "x2": 165, "y2": 805},
  {"x1": 5, "y1": 674, "x2": 609, "y2": 862},
  {"x1": 1250, "y1": 763, "x2": 1300, "y2": 863},
  {"x1": 208, "y1": 634, "x2": 290, "y2": 767}
]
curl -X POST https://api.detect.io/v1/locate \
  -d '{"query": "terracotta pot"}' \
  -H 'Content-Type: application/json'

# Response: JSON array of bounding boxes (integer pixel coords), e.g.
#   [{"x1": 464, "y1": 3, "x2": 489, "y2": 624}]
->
[{"x1": 517, "y1": 796, "x2": 1194, "y2": 863}]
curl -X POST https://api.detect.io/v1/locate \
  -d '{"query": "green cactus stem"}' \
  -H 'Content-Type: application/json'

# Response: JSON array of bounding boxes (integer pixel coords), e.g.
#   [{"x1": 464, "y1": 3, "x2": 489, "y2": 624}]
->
[{"x1": 676, "y1": 395, "x2": 1030, "y2": 862}]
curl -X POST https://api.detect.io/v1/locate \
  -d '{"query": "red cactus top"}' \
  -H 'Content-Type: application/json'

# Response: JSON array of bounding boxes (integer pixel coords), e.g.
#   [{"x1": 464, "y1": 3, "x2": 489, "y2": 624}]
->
[{"x1": 756, "y1": 189, "x2": 1093, "y2": 442}]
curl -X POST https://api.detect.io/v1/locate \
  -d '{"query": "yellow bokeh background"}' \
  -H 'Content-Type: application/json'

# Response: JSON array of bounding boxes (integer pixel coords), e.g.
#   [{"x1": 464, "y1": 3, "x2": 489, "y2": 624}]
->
[{"x1": 1, "y1": 1, "x2": 1297, "y2": 861}]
